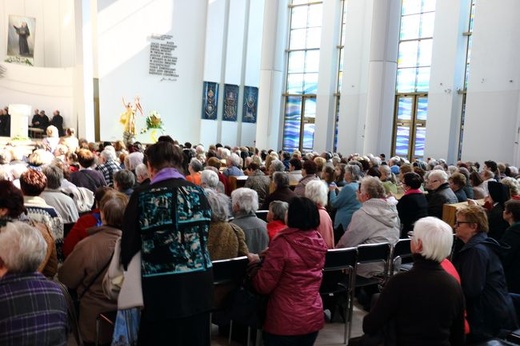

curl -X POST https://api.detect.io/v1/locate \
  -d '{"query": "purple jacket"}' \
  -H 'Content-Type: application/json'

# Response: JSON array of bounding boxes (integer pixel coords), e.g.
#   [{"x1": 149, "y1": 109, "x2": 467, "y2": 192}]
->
[{"x1": 252, "y1": 227, "x2": 327, "y2": 335}]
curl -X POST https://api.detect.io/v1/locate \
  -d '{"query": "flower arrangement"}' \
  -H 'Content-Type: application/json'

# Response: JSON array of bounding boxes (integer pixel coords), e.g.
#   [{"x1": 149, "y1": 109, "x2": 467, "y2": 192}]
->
[{"x1": 140, "y1": 111, "x2": 164, "y2": 134}]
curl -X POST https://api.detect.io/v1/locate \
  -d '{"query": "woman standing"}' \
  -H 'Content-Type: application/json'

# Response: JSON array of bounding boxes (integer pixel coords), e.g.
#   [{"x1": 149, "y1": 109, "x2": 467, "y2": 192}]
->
[{"x1": 249, "y1": 197, "x2": 327, "y2": 346}]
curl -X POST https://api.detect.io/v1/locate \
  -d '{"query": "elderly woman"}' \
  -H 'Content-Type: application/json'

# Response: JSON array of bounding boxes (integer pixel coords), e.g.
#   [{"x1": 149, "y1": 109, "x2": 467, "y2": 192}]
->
[
  {"x1": 231, "y1": 187, "x2": 268, "y2": 253},
  {"x1": 113, "y1": 169, "x2": 135, "y2": 197},
  {"x1": 249, "y1": 197, "x2": 327, "y2": 346},
  {"x1": 329, "y1": 164, "x2": 363, "y2": 237},
  {"x1": 396, "y1": 172, "x2": 428, "y2": 238},
  {"x1": 336, "y1": 176, "x2": 400, "y2": 277},
  {"x1": 452, "y1": 205, "x2": 518, "y2": 343},
  {"x1": 70, "y1": 149, "x2": 107, "y2": 193},
  {"x1": 501, "y1": 176, "x2": 520, "y2": 200},
  {"x1": 305, "y1": 180, "x2": 334, "y2": 248},
  {"x1": 294, "y1": 160, "x2": 319, "y2": 197},
  {"x1": 261, "y1": 172, "x2": 296, "y2": 210},
  {"x1": 223, "y1": 153, "x2": 244, "y2": 177},
  {"x1": 448, "y1": 172, "x2": 468, "y2": 202},
  {"x1": 186, "y1": 158, "x2": 203, "y2": 185},
  {"x1": 42, "y1": 125, "x2": 60, "y2": 153},
  {"x1": 469, "y1": 171, "x2": 486, "y2": 199},
  {"x1": 426, "y1": 169, "x2": 458, "y2": 219},
  {"x1": 245, "y1": 162, "x2": 271, "y2": 205},
  {"x1": 358, "y1": 217, "x2": 465, "y2": 345},
  {"x1": 40, "y1": 165, "x2": 79, "y2": 224},
  {"x1": 205, "y1": 189, "x2": 248, "y2": 260},
  {"x1": 201, "y1": 168, "x2": 225, "y2": 194},
  {"x1": 20, "y1": 169, "x2": 64, "y2": 261},
  {"x1": 266, "y1": 200, "x2": 288, "y2": 241},
  {"x1": 378, "y1": 164, "x2": 398, "y2": 196},
  {"x1": 59, "y1": 192, "x2": 128, "y2": 344},
  {"x1": 0, "y1": 221, "x2": 68, "y2": 344}
]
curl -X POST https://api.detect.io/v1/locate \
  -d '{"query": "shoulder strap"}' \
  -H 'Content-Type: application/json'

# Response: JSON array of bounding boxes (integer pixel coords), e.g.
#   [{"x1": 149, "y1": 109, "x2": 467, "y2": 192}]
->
[
  {"x1": 79, "y1": 251, "x2": 114, "y2": 300},
  {"x1": 80, "y1": 169, "x2": 98, "y2": 185}
]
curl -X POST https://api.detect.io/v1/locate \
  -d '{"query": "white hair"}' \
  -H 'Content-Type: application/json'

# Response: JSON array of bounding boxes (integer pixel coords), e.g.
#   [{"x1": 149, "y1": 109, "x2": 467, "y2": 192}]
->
[
  {"x1": 231, "y1": 187, "x2": 259, "y2": 214},
  {"x1": 201, "y1": 169, "x2": 219, "y2": 189},
  {"x1": 305, "y1": 180, "x2": 328, "y2": 207},
  {"x1": 135, "y1": 163, "x2": 149, "y2": 182},
  {"x1": 412, "y1": 217, "x2": 453, "y2": 262},
  {"x1": 228, "y1": 153, "x2": 241, "y2": 167},
  {"x1": 428, "y1": 169, "x2": 448, "y2": 183},
  {"x1": 100, "y1": 148, "x2": 117, "y2": 161},
  {"x1": 46, "y1": 125, "x2": 59, "y2": 138},
  {"x1": 205, "y1": 188, "x2": 231, "y2": 221},
  {"x1": 0, "y1": 221, "x2": 47, "y2": 273},
  {"x1": 124, "y1": 152, "x2": 144, "y2": 171}
]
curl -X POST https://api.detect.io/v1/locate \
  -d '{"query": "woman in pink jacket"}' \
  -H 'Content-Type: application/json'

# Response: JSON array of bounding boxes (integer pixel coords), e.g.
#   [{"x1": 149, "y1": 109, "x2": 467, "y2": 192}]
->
[{"x1": 249, "y1": 197, "x2": 328, "y2": 346}]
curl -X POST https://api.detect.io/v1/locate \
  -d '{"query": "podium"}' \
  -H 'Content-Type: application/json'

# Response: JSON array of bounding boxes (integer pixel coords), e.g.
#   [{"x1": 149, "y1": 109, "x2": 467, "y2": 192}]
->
[{"x1": 9, "y1": 104, "x2": 31, "y2": 138}]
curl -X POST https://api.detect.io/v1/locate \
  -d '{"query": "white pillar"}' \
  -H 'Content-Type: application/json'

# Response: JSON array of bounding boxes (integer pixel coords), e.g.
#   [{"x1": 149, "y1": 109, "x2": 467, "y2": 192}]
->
[
  {"x1": 73, "y1": 0, "x2": 95, "y2": 141},
  {"x1": 362, "y1": 0, "x2": 400, "y2": 156},
  {"x1": 337, "y1": 0, "x2": 373, "y2": 155},
  {"x1": 255, "y1": 0, "x2": 288, "y2": 151},
  {"x1": 313, "y1": 0, "x2": 342, "y2": 153}
]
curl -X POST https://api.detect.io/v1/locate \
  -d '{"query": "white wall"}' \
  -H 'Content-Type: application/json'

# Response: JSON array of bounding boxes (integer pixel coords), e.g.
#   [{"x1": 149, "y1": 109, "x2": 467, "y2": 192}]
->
[
  {"x1": 462, "y1": 0, "x2": 520, "y2": 165},
  {"x1": 97, "y1": 0, "x2": 208, "y2": 143}
]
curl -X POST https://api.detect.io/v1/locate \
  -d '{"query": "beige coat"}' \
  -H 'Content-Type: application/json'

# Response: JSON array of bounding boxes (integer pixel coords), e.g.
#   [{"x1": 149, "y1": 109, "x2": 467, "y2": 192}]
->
[{"x1": 58, "y1": 225, "x2": 120, "y2": 344}]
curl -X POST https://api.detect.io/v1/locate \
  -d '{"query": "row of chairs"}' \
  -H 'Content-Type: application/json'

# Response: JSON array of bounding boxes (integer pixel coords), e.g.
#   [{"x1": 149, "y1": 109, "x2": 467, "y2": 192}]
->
[
  {"x1": 320, "y1": 239, "x2": 412, "y2": 345},
  {"x1": 210, "y1": 239, "x2": 413, "y2": 346}
]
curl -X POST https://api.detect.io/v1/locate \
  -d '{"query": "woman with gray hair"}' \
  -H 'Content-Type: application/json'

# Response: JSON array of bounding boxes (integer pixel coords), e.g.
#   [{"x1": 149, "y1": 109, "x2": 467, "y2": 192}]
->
[
  {"x1": 201, "y1": 168, "x2": 225, "y2": 194},
  {"x1": 329, "y1": 163, "x2": 363, "y2": 239},
  {"x1": 204, "y1": 189, "x2": 248, "y2": 260},
  {"x1": 358, "y1": 217, "x2": 465, "y2": 345},
  {"x1": 0, "y1": 221, "x2": 68, "y2": 344},
  {"x1": 231, "y1": 187, "x2": 268, "y2": 253},
  {"x1": 336, "y1": 176, "x2": 400, "y2": 277},
  {"x1": 305, "y1": 180, "x2": 334, "y2": 248},
  {"x1": 266, "y1": 200, "x2": 288, "y2": 241}
]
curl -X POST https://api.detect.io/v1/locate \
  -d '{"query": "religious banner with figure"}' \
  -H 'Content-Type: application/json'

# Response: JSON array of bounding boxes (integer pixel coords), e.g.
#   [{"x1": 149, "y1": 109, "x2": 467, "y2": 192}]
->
[
  {"x1": 223, "y1": 84, "x2": 239, "y2": 122},
  {"x1": 242, "y1": 86, "x2": 258, "y2": 123},
  {"x1": 7, "y1": 15, "x2": 35, "y2": 65},
  {"x1": 201, "y1": 82, "x2": 219, "y2": 120}
]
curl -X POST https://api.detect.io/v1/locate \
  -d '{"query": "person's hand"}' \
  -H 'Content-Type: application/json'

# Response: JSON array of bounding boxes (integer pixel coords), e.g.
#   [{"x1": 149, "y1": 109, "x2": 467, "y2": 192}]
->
[
  {"x1": 258, "y1": 247, "x2": 269, "y2": 259},
  {"x1": 247, "y1": 253, "x2": 260, "y2": 264}
]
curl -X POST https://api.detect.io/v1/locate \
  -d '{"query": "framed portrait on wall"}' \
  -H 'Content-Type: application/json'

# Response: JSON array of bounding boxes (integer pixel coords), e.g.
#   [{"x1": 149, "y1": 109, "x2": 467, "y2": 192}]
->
[
  {"x1": 201, "y1": 81, "x2": 219, "y2": 120},
  {"x1": 242, "y1": 86, "x2": 258, "y2": 123},
  {"x1": 223, "y1": 84, "x2": 239, "y2": 122},
  {"x1": 7, "y1": 15, "x2": 36, "y2": 63}
]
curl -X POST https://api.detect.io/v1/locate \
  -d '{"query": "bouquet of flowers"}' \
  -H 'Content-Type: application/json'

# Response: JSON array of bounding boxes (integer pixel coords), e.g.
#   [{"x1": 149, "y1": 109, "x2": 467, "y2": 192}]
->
[{"x1": 140, "y1": 111, "x2": 164, "y2": 134}]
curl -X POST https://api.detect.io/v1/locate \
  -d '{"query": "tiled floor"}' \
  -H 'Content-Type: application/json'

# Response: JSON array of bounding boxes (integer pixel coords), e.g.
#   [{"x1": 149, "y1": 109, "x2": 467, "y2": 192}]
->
[{"x1": 211, "y1": 302, "x2": 367, "y2": 346}]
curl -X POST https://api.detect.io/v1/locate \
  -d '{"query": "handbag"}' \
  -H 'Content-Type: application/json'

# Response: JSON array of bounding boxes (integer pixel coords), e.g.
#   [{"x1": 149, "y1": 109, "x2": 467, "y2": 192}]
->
[
  {"x1": 102, "y1": 237, "x2": 143, "y2": 309},
  {"x1": 111, "y1": 308, "x2": 141, "y2": 346}
]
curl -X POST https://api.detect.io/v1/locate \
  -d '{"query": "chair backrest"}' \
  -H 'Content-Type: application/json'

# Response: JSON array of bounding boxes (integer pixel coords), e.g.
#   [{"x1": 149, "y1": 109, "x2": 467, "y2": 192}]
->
[
  {"x1": 323, "y1": 247, "x2": 357, "y2": 272},
  {"x1": 357, "y1": 243, "x2": 391, "y2": 263},
  {"x1": 255, "y1": 210, "x2": 269, "y2": 222},
  {"x1": 390, "y1": 238, "x2": 413, "y2": 274},
  {"x1": 212, "y1": 256, "x2": 249, "y2": 285}
]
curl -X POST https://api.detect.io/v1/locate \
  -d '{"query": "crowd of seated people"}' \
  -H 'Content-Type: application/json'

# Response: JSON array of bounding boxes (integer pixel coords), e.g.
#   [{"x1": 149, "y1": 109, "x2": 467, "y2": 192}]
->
[{"x1": 1, "y1": 125, "x2": 520, "y2": 344}]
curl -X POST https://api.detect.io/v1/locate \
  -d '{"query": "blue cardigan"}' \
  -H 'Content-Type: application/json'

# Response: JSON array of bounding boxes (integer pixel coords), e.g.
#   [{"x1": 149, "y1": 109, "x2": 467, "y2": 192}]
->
[{"x1": 329, "y1": 181, "x2": 361, "y2": 230}]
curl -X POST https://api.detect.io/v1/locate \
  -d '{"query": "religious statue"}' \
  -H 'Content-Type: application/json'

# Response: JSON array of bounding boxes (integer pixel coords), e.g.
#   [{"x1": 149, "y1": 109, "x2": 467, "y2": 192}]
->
[{"x1": 120, "y1": 96, "x2": 144, "y2": 144}]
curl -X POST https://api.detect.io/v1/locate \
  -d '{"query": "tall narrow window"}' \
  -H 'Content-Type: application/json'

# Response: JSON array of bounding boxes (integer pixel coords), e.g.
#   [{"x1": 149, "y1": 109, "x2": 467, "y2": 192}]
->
[
  {"x1": 458, "y1": 0, "x2": 476, "y2": 159},
  {"x1": 333, "y1": 0, "x2": 348, "y2": 153},
  {"x1": 282, "y1": 0, "x2": 323, "y2": 152},
  {"x1": 392, "y1": 0, "x2": 436, "y2": 160}
]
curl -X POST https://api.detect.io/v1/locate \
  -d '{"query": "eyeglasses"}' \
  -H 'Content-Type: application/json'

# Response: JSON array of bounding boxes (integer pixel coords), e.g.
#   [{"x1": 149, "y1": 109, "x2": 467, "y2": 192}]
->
[
  {"x1": 429, "y1": 179, "x2": 439, "y2": 184},
  {"x1": 454, "y1": 221, "x2": 472, "y2": 227}
]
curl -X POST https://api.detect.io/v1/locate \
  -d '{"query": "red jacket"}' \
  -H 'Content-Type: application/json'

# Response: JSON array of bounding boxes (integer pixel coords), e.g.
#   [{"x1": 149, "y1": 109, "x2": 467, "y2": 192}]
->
[
  {"x1": 62, "y1": 209, "x2": 101, "y2": 258},
  {"x1": 252, "y1": 227, "x2": 327, "y2": 335}
]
